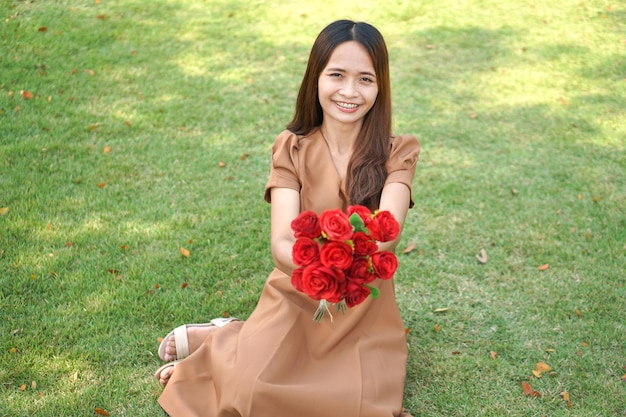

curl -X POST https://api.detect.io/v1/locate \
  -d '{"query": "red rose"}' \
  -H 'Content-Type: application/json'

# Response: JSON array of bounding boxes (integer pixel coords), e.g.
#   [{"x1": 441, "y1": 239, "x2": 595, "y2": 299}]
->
[
  {"x1": 371, "y1": 251, "x2": 398, "y2": 280},
  {"x1": 345, "y1": 257, "x2": 376, "y2": 284},
  {"x1": 291, "y1": 210, "x2": 321, "y2": 239},
  {"x1": 368, "y1": 211, "x2": 400, "y2": 242},
  {"x1": 292, "y1": 237, "x2": 320, "y2": 266},
  {"x1": 347, "y1": 205, "x2": 372, "y2": 223},
  {"x1": 352, "y1": 231, "x2": 378, "y2": 256},
  {"x1": 319, "y1": 241, "x2": 353, "y2": 270},
  {"x1": 344, "y1": 282, "x2": 371, "y2": 308},
  {"x1": 300, "y1": 261, "x2": 345, "y2": 303},
  {"x1": 319, "y1": 209, "x2": 353, "y2": 241},
  {"x1": 291, "y1": 266, "x2": 306, "y2": 292}
]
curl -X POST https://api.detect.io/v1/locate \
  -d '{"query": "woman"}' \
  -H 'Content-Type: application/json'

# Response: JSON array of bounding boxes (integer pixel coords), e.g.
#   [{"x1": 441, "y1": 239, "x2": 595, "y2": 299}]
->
[{"x1": 156, "y1": 19, "x2": 420, "y2": 417}]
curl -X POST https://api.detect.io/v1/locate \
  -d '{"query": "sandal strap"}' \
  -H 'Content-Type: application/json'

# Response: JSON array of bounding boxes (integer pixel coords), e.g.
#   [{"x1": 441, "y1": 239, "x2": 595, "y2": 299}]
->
[{"x1": 172, "y1": 324, "x2": 190, "y2": 358}]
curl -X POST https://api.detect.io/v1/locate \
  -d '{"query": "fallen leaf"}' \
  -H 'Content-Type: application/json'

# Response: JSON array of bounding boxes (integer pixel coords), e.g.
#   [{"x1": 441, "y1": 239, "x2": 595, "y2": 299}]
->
[
  {"x1": 0, "y1": 207, "x2": 9, "y2": 215},
  {"x1": 490, "y1": 351, "x2": 497, "y2": 359},
  {"x1": 433, "y1": 307, "x2": 449, "y2": 313},
  {"x1": 120, "y1": 245, "x2": 129, "y2": 250},
  {"x1": 538, "y1": 264, "x2": 549, "y2": 271},
  {"x1": 581, "y1": 341, "x2": 589, "y2": 347},
  {"x1": 103, "y1": 146, "x2": 111, "y2": 154},
  {"x1": 404, "y1": 327, "x2": 411, "y2": 335},
  {"x1": 469, "y1": 112, "x2": 478, "y2": 119},
  {"x1": 9, "y1": 347, "x2": 17, "y2": 353},
  {"x1": 560, "y1": 391, "x2": 572, "y2": 407},
  {"x1": 65, "y1": 241, "x2": 73, "y2": 247},
  {"x1": 96, "y1": 14, "x2": 106, "y2": 19},
  {"x1": 240, "y1": 153, "x2": 249, "y2": 160},
  {"x1": 157, "y1": 337, "x2": 164, "y2": 343},
  {"x1": 559, "y1": 97, "x2": 567, "y2": 106},
  {"x1": 84, "y1": 69, "x2": 96, "y2": 76},
  {"x1": 38, "y1": 27, "x2": 47, "y2": 32},
  {"x1": 19, "y1": 384, "x2": 26, "y2": 391},
  {"x1": 532, "y1": 361, "x2": 552, "y2": 378},
  {"x1": 155, "y1": 283, "x2": 160, "y2": 289},
  {"x1": 31, "y1": 381, "x2": 36, "y2": 390},
  {"x1": 218, "y1": 162, "x2": 226, "y2": 167},
  {"x1": 22, "y1": 91, "x2": 33, "y2": 99},
  {"x1": 451, "y1": 350, "x2": 461, "y2": 355},
  {"x1": 180, "y1": 247, "x2": 190, "y2": 257},
  {"x1": 402, "y1": 243, "x2": 416, "y2": 254},
  {"x1": 574, "y1": 309, "x2": 582, "y2": 317},
  {"x1": 94, "y1": 408, "x2": 110, "y2": 416},
  {"x1": 181, "y1": 282, "x2": 188, "y2": 289},
  {"x1": 107, "y1": 269, "x2": 120, "y2": 275},
  {"x1": 434, "y1": 324, "x2": 440, "y2": 332},
  {"x1": 521, "y1": 381, "x2": 541, "y2": 397},
  {"x1": 124, "y1": 120, "x2": 131, "y2": 127},
  {"x1": 476, "y1": 248, "x2": 488, "y2": 264},
  {"x1": 97, "y1": 182, "x2": 106, "y2": 188}
]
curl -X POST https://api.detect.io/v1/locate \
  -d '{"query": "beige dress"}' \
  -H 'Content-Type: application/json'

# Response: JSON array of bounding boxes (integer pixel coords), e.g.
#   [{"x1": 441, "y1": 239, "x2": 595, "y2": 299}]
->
[{"x1": 158, "y1": 128, "x2": 420, "y2": 417}]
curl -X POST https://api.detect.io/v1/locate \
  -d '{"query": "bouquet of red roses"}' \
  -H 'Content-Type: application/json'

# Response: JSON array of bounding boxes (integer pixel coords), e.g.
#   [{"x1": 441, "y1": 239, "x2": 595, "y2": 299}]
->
[{"x1": 290, "y1": 205, "x2": 400, "y2": 322}]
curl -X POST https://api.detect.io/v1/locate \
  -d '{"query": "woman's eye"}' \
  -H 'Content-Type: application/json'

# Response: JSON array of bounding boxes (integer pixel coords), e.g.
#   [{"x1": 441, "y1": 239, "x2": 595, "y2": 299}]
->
[{"x1": 361, "y1": 77, "x2": 374, "y2": 83}]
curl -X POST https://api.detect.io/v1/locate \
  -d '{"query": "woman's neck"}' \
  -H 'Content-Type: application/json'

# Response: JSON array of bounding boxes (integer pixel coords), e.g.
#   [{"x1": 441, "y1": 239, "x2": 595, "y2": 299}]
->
[{"x1": 319, "y1": 120, "x2": 362, "y2": 156}]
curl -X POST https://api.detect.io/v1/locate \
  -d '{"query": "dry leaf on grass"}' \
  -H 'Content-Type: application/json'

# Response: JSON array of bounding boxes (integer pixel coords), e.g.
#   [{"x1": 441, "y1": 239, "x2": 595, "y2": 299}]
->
[
  {"x1": 521, "y1": 381, "x2": 541, "y2": 397},
  {"x1": 401, "y1": 243, "x2": 416, "y2": 254},
  {"x1": 560, "y1": 391, "x2": 572, "y2": 407},
  {"x1": 532, "y1": 361, "x2": 552, "y2": 378}
]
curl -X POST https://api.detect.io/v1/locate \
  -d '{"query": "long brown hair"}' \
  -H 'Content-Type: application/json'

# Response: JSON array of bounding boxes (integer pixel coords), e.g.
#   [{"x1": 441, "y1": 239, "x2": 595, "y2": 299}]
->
[{"x1": 286, "y1": 20, "x2": 392, "y2": 210}]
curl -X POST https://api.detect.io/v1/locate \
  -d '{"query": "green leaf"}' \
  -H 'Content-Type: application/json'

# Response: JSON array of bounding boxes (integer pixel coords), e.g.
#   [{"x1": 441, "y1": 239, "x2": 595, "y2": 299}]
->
[
  {"x1": 364, "y1": 284, "x2": 380, "y2": 299},
  {"x1": 349, "y1": 213, "x2": 368, "y2": 234}
]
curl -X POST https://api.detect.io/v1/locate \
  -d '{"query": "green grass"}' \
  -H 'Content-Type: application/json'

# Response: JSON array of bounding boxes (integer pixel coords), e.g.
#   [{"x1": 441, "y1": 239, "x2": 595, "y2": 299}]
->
[{"x1": 1, "y1": 0, "x2": 624, "y2": 416}]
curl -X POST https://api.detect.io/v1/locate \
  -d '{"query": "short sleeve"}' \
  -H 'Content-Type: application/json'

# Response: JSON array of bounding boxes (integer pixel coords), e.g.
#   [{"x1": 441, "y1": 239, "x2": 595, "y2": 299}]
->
[
  {"x1": 264, "y1": 130, "x2": 302, "y2": 203},
  {"x1": 385, "y1": 135, "x2": 420, "y2": 207}
]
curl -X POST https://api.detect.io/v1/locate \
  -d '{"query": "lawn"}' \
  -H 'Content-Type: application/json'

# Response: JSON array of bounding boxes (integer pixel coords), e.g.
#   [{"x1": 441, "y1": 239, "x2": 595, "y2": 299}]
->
[{"x1": 1, "y1": 0, "x2": 624, "y2": 416}]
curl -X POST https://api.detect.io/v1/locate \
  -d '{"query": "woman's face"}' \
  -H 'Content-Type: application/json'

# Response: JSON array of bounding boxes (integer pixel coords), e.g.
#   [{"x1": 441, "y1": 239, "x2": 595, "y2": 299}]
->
[{"x1": 317, "y1": 41, "x2": 379, "y2": 128}]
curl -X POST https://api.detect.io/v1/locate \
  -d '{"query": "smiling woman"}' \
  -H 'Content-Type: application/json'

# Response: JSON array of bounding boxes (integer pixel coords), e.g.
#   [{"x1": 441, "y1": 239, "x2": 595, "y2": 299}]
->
[{"x1": 154, "y1": 19, "x2": 420, "y2": 417}]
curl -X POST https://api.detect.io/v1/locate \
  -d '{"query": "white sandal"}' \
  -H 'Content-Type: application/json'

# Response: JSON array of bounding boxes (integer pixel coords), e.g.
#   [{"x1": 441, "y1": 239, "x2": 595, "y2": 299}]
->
[
  {"x1": 154, "y1": 359, "x2": 180, "y2": 386},
  {"x1": 157, "y1": 317, "x2": 239, "y2": 361}
]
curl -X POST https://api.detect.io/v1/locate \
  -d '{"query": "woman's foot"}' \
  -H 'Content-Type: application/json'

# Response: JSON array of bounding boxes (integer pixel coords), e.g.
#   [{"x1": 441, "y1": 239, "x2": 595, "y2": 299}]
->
[
  {"x1": 158, "y1": 318, "x2": 239, "y2": 362},
  {"x1": 161, "y1": 325, "x2": 217, "y2": 362},
  {"x1": 155, "y1": 361, "x2": 178, "y2": 387}
]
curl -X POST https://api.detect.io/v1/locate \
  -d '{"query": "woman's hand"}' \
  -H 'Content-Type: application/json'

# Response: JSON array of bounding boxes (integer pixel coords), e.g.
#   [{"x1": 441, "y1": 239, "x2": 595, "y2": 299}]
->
[{"x1": 377, "y1": 182, "x2": 412, "y2": 252}]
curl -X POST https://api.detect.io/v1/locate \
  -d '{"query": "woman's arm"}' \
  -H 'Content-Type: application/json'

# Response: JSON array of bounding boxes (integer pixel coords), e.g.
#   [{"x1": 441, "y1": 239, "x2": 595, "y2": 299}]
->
[
  {"x1": 269, "y1": 187, "x2": 301, "y2": 275},
  {"x1": 377, "y1": 182, "x2": 412, "y2": 253}
]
